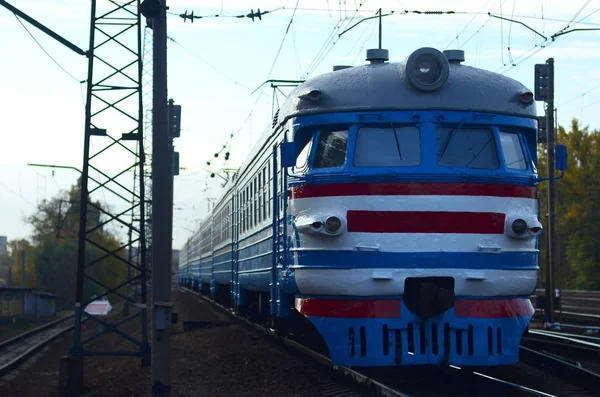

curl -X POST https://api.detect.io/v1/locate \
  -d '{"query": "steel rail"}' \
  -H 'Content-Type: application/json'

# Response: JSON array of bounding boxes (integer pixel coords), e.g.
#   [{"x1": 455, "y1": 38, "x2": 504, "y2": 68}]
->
[
  {"x1": 519, "y1": 345, "x2": 600, "y2": 395},
  {"x1": 448, "y1": 365, "x2": 556, "y2": 397},
  {"x1": 527, "y1": 329, "x2": 600, "y2": 349},
  {"x1": 0, "y1": 315, "x2": 80, "y2": 377}
]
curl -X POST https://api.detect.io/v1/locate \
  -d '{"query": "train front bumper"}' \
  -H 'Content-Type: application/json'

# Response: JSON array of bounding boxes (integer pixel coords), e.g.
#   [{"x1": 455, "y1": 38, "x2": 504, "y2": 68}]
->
[{"x1": 296, "y1": 297, "x2": 533, "y2": 366}]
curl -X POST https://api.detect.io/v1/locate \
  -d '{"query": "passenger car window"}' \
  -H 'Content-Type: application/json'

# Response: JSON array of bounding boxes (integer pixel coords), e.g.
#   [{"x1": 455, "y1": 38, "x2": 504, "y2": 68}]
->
[
  {"x1": 314, "y1": 130, "x2": 348, "y2": 168},
  {"x1": 354, "y1": 127, "x2": 420, "y2": 166},
  {"x1": 499, "y1": 131, "x2": 526, "y2": 170},
  {"x1": 436, "y1": 127, "x2": 499, "y2": 169}
]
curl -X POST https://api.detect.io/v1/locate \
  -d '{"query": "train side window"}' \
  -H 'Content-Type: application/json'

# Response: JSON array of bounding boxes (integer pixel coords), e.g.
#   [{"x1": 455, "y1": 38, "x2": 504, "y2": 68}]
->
[
  {"x1": 254, "y1": 178, "x2": 258, "y2": 226},
  {"x1": 262, "y1": 169, "x2": 267, "y2": 220},
  {"x1": 354, "y1": 127, "x2": 420, "y2": 166},
  {"x1": 242, "y1": 190, "x2": 246, "y2": 232},
  {"x1": 314, "y1": 130, "x2": 349, "y2": 168},
  {"x1": 257, "y1": 175, "x2": 262, "y2": 224},
  {"x1": 499, "y1": 131, "x2": 527, "y2": 170},
  {"x1": 267, "y1": 162, "x2": 272, "y2": 219},
  {"x1": 436, "y1": 127, "x2": 499, "y2": 169}
]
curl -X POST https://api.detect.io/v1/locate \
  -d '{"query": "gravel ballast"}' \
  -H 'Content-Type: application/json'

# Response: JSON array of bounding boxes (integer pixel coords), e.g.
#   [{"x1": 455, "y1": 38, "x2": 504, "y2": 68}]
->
[{"x1": 0, "y1": 289, "x2": 337, "y2": 396}]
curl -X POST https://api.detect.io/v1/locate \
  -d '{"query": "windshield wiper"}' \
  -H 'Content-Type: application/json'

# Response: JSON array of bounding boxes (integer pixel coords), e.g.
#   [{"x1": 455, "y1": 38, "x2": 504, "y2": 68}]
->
[
  {"x1": 389, "y1": 122, "x2": 403, "y2": 160},
  {"x1": 438, "y1": 118, "x2": 467, "y2": 161},
  {"x1": 465, "y1": 138, "x2": 493, "y2": 167}
]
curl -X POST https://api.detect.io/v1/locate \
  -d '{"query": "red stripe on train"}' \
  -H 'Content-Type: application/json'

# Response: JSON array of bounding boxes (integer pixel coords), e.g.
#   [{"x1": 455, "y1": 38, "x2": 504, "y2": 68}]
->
[
  {"x1": 455, "y1": 298, "x2": 534, "y2": 318},
  {"x1": 347, "y1": 210, "x2": 506, "y2": 234},
  {"x1": 295, "y1": 298, "x2": 401, "y2": 318},
  {"x1": 291, "y1": 182, "x2": 536, "y2": 199}
]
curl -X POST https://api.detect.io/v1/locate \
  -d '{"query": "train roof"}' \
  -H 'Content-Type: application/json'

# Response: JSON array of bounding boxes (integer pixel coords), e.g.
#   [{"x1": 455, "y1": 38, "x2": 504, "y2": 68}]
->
[{"x1": 277, "y1": 47, "x2": 537, "y2": 124}]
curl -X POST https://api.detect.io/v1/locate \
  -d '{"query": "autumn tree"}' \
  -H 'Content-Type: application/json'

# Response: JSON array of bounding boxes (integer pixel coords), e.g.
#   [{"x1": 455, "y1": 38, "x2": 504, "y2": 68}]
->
[
  {"x1": 0, "y1": 246, "x2": 14, "y2": 285},
  {"x1": 538, "y1": 119, "x2": 600, "y2": 290},
  {"x1": 6, "y1": 239, "x2": 36, "y2": 288},
  {"x1": 21, "y1": 178, "x2": 130, "y2": 307}
]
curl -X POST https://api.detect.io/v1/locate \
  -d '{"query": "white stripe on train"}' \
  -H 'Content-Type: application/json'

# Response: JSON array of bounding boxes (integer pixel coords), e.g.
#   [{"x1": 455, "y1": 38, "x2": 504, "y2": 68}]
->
[{"x1": 294, "y1": 268, "x2": 537, "y2": 297}]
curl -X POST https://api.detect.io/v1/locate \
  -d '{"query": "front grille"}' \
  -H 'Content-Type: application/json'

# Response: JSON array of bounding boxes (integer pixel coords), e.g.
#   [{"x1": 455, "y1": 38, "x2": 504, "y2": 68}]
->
[{"x1": 378, "y1": 323, "x2": 503, "y2": 360}]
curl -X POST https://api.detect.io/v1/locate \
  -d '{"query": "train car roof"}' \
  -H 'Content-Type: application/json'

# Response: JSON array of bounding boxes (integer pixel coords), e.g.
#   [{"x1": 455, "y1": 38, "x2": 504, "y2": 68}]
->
[{"x1": 277, "y1": 47, "x2": 537, "y2": 124}]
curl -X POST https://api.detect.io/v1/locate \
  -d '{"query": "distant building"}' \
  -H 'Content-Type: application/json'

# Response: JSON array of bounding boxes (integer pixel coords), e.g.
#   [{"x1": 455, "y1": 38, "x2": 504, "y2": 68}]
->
[
  {"x1": 0, "y1": 237, "x2": 9, "y2": 286},
  {"x1": 0, "y1": 236, "x2": 7, "y2": 254},
  {"x1": 172, "y1": 249, "x2": 180, "y2": 285}
]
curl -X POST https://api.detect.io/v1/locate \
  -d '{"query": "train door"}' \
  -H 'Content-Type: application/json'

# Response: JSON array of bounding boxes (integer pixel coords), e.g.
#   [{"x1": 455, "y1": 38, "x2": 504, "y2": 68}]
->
[{"x1": 271, "y1": 142, "x2": 290, "y2": 320}]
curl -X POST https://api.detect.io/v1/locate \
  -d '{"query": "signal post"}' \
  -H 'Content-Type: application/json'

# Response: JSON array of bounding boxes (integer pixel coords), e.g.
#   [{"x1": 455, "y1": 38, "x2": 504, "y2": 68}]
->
[{"x1": 534, "y1": 59, "x2": 557, "y2": 324}]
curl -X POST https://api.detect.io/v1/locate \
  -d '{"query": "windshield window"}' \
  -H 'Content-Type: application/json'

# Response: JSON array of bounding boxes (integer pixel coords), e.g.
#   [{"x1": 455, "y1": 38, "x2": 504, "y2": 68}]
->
[
  {"x1": 294, "y1": 138, "x2": 312, "y2": 171},
  {"x1": 314, "y1": 130, "x2": 348, "y2": 168},
  {"x1": 436, "y1": 127, "x2": 499, "y2": 169},
  {"x1": 354, "y1": 127, "x2": 420, "y2": 166},
  {"x1": 499, "y1": 131, "x2": 527, "y2": 170}
]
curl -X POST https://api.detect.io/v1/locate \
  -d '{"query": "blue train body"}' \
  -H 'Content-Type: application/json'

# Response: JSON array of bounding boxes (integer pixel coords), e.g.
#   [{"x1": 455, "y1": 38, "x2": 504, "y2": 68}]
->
[{"x1": 180, "y1": 47, "x2": 544, "y2": 367}]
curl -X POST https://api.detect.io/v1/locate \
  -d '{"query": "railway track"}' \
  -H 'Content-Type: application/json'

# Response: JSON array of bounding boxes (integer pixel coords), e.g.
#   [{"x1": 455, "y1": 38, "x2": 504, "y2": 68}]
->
[
  {"x1": 531, "y1": 289, "x2": 600, "y2": 324},
  {"x1": 520, "y1": 328, "x2": 600, "y2": 393},
  {"x1": 181, "y1": 287, "x2": 596, "y2": 397},
  {"x1": 0, "y1": 315, "x2": 76, "y2": 377}
]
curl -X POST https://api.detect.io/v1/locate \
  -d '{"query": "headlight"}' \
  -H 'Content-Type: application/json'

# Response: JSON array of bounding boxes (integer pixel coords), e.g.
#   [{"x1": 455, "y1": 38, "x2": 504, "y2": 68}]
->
[
  {"x1": 324, "y1": 216, "x2": 342, "y2": 234},
  {"x1": 405, "y1": 47, "x2": 450, "y2": 92},
  {"x1": 295, "y1": 215, "x2": 345, "y2": 237},
  {"x1": 505, "y1": 215, "x2": 543, "y2": 239},
  {"x1": 511, "y1": 219, "x2": 528, "y2": 235}
]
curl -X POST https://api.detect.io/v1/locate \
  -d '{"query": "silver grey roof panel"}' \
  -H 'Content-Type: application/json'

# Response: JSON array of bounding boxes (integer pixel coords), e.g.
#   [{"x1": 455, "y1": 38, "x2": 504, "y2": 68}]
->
[{"x1": 278, "y1": 54, "x2": 536, "y2": 123}]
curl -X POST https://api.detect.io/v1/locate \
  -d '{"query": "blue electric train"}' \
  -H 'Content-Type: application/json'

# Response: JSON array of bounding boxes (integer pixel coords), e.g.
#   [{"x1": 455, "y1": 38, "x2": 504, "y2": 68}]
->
[{"x1": 179, "y1": 47, "x2": 567, "y2": 367}]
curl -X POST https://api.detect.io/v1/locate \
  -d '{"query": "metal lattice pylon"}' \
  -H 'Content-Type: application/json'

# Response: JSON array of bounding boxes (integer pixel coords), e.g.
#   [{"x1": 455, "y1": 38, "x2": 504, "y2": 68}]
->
[
  {"x1": 70, "y1": 0, "x2": 149, "y2": 364},
  {"x1": 142, "y1": 25, "x2": 153, "y2": 282}
]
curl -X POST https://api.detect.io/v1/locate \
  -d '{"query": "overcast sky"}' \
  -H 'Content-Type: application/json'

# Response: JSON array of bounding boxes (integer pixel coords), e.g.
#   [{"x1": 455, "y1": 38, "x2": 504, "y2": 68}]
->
[{"x1": 1, "y1": 0, "x2": 600, "y2": 249}]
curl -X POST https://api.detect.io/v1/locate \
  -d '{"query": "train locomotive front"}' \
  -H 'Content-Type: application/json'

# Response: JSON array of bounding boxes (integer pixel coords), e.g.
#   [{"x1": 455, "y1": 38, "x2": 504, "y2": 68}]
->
[{"x1": 282, "y1": 48, "x2": 541, "y2": 367}]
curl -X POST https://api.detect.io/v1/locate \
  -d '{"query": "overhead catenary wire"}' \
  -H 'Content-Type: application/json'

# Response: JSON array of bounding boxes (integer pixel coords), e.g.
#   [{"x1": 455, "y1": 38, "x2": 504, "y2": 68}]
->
[
  {"x1": 444, "y1": 0, "x2": 492, "y2": 49},
  {"x1": 302, "y1": 1, "x2": 368, "y2": 78},
  {"x1": 453, "y1": 1, "x2": 510, "y2": 50},
  {"x1": 264, "y1": 0, "x2": 301, "y2": 81},
  {"x1": 495, "y1": 1, "x2": 600, "y2": 74},
  {"x1": 507, "y1": 0, "x2": 517, "y2": 65},
  {"x1": 555, "y1": 0, "x2": 592, "y2": 35},
  {"x1": 167, "y1": 35, "x2": 254, "y2": 92},
  {"x1": 184, "y1": 1, "x2": 302, "y2": 181},
  {"x1": 0, "y1": 181, "x2": 37, "y2": 207},
  {"x1": 174, "y1": 3, "x2": 600, "y2": 197},
  {"x1": 13, "y1": 14, "x2": 82, "y2": 82}
]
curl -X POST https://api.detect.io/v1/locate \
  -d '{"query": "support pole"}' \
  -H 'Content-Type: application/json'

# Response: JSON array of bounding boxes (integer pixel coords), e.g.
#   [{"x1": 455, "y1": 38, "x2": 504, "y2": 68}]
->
[
  {"x1": 545, "y1": 58, "x2": 556, "y2": 324},
  {"x1": 167, "y1": 99, "x2": 175, "y2": 284},
  {"x1": 151, "y1": 0, "x2": 171, "y2": 395},
  {"x1": 378, "y1": 8, "x2": 382, "y2": 49}
]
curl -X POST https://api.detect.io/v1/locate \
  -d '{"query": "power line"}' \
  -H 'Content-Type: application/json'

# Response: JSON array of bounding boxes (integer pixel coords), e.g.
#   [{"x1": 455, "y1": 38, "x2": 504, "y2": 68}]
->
[
  {"x1": 167, "y1": 35, "x2": 254, "y2": 91},
  {"x1": 454, "y1": 2, "x2": 509, "y2": 50},
  {"x1": 302, "y1": 1, "x2": 368, "y2": 78},
  {"x1": 177, "y1": 7, "x2": 284, "y2": 22},
  {"x1": 507, "y1": 0, "x2": 517, "y2": 65},
  {"x1": 184, "y1": 1, "x2": 303, "y2": 183},
  {"x1": 557, "y1": 82, "x2": 600, "y2": 110},
  {"x1": 265, "y1": 0, "x2": 301, "y2": 80},
  {"x1": 495, "y1": 2, "x2": 600, "y2": 74},
  {"x1": 13, "y1": 14, "x2": 82, "y2": 83},
  {"x1": 444, "y1": 0, "x2": 492, "y2": 50},
  {"x1": 556, "y1": 0, "x2": 592, "y2": 34},
  {"x1": 0, "y1": 181, "x2": 36, "y2": 207}
]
